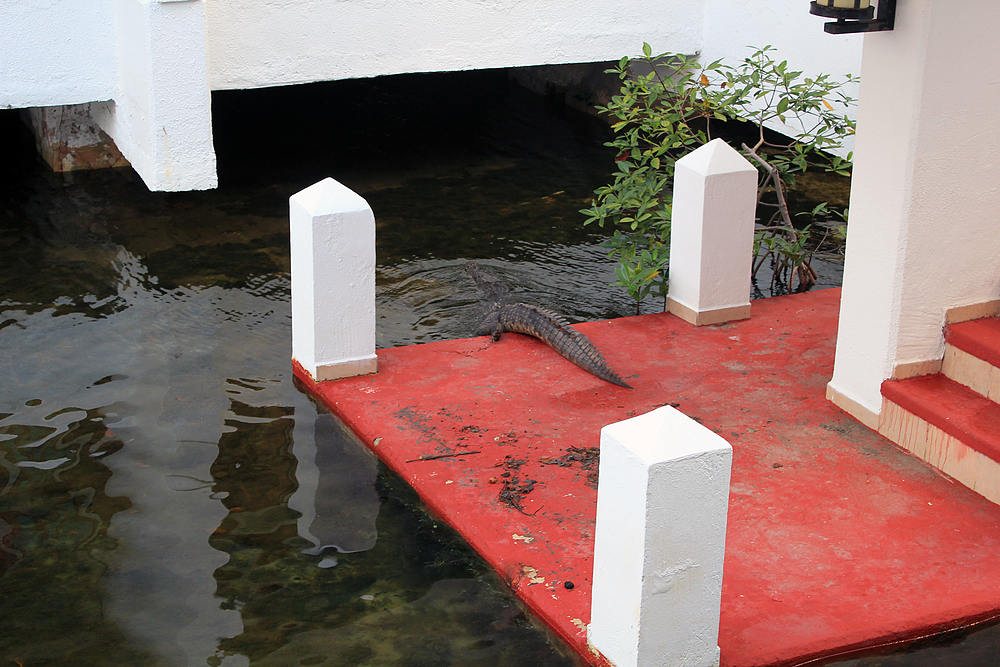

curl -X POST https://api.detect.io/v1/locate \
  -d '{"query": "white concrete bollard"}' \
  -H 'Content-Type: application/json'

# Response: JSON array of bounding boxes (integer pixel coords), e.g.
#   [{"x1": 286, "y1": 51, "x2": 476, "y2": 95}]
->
[
  {"x1": 290, "y1": 177, "x2": 377, "y2": 381},
  {"x1": 667, "y1": 138, "x2": 757, "y2": 326},
  {"x1": 589, "y1": 406, "x2": 732, "y2": 667}
]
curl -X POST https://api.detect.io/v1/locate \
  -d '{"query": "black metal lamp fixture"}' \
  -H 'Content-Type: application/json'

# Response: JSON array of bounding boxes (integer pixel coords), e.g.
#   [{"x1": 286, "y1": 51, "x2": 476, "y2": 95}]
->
[{"x1": 810, "y1": 0, "x2": 896, "y2": 34}]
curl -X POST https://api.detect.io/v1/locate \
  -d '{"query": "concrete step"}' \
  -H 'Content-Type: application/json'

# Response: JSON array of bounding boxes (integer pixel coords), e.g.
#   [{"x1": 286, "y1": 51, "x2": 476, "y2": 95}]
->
[
  {"x1": 881, "y1": 373, "x2": 1000, "y2": 504},
  {"x1": 943, "y1": 316, "x2": 1000, "y2": 401}
]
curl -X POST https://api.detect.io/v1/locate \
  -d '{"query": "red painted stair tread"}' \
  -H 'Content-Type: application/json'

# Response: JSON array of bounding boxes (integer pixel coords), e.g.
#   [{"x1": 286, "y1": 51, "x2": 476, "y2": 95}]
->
[
  {"x1": 946, "y1": 316, "x2": 1000, "y2": 368},
  {"x1": 882, "y1": 373, "x2": 1000, "y2": 462}
]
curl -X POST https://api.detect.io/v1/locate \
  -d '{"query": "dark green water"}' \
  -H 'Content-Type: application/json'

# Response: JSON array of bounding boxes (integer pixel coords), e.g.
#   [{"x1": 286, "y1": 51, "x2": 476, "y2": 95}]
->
[
  {"x1": 1, "y1": 73, "x2": 609, "y2": 667},
  {"x1": 4, "y1": 69, "x2": 983, "y2": 667}
]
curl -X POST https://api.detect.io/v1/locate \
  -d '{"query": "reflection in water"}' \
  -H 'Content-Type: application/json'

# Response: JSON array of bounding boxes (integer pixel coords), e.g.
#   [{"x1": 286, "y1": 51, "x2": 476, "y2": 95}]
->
[
  {"x1": 1, "y1": 75, "x2": 601, "y2": 666},
  {"x1": 0, "y1": 241, "x2": 573, "y2": 666},
  {"x1": 289, "y1": 413, "x2": 381, "y2": 557},
  {"x1": 0, "y1": 404, "x2": 137, "y2": 664}
]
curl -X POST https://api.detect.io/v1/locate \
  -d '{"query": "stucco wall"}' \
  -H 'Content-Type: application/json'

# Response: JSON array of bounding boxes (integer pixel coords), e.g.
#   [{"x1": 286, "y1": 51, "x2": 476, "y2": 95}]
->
[
  {"x1": 830, "y1": 0, "x2": 1000, "y2": 416},
  {"x1": 0, "y1": 0, "x2": 116, "y2": 108},
  {"x1": 892, "y1": 0, "x2": 1000, "y2": 362},
  {"x1": 205, "y1": 0, "x2": 706, "y2": 90},
  {"x1": 702, "y1": 0, "x2": 862, "y2": 81},
  {"x1": 91, "y1": 0, "x2": 217, "y2": 192},
  {"x1": 1, "y1": 0, "x2": 863, "y2": 192},
  {"x1": 1, "y1": 0, "x2": 863, "y2": 107}
]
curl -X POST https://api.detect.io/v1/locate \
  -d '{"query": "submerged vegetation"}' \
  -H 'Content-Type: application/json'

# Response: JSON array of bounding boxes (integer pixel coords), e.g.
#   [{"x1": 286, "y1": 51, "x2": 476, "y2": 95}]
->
[{"x1": 581, "y1": 45, "x2": 857, "y2": 312}]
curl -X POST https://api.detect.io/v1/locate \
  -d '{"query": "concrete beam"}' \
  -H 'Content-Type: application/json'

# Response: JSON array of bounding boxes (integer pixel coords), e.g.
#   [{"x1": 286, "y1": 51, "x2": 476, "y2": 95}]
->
[
  {"x1": 92, "y1": 0, "x2": 217, "y2": 191},
  {"x1": 22, "y1": 104, "x2": 129, "y2": 173}
]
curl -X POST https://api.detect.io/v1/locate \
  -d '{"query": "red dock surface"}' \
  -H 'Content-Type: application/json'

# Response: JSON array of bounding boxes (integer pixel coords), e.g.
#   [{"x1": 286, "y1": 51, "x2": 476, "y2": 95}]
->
[{"x1": 294, "y1": 288, "x2": 1000, "y2": 667}]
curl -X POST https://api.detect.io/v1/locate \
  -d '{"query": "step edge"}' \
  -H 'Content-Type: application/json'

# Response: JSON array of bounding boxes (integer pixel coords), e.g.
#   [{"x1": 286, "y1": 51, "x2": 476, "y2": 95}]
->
[
  {"x1": 942, "y1": 343, "x2": 1000, "y2": 402},
  {"x1": 945, "y1": 299, "x2": 1000, "y2": 325},
  {"x1": 881, "y1": 375, "x2": 1000, "y2": 463},
  {"x1": 945, "y1": 317, "x2": 1000, "y2": 369},
  {"x1": 879, "y1": 398, "x2": 1000, "y2": 506}
]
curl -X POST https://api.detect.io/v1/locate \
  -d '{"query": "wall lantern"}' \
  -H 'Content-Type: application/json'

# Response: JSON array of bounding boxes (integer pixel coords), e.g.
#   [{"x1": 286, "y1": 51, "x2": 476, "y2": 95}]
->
[{"x1": 810, "y1": 0, "x2": 896, "y2": 34}]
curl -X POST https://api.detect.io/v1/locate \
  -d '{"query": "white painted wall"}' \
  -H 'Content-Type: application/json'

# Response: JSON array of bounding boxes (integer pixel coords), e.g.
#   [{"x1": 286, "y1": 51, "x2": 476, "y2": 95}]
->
[
  {"x1": 702, "y1": 0, "x2": 862, "y2": 88},
  {"x1": 204, "y1": 0, "x2": 706, "y2": 90},
  {"x1": 92, "y1": 0, "x2": 217, "y2": 192},
  {"x1": 0, "y1": 0, "x2": 116, "y2": 108},
  {"x1": 2, "y1": 0, "x2": 216, "y2": 191},
  {"x1": 829, "y1": 0, "x2": 1000, "y2": 416},
  {"x1": 2, "y1": 1, "x2": 862, "y2": 191}
]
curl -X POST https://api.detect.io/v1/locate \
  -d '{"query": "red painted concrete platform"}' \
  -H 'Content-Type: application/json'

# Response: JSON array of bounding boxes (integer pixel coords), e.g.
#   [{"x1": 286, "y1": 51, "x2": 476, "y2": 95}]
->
[{"x1": 294, "y1": 288, "x2": 1000, "y2": 667}]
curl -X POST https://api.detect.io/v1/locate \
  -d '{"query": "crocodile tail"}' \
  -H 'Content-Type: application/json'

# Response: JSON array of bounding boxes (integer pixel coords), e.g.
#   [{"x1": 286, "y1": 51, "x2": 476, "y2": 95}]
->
[{"x1": 499, "y1": 303, "x2": 632, "y2": 388}]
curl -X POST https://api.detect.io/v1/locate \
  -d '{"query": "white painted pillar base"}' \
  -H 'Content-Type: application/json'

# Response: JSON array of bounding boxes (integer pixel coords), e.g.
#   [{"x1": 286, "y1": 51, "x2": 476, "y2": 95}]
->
[
  {"x1": 589, "y1": 406, "x2": 732, "y2": 667},
  {"x1": 290, "y1": 178, "x2": 377, "y2": 382},
  {"x1": 667, "y1": 139, "x2": 757, "y2": 326}
]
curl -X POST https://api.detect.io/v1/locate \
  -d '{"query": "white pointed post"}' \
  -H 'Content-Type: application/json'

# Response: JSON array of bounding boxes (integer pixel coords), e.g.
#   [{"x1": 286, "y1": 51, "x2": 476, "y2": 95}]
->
[
  {"x1": 290, "y1": 177, "x2": 377, "y2": 381},
  {"x1": 589, "y1": 406, "x2": 732, "y2": 667},
  {"x1": 667, "y1": 138, "x2": 758, "y2": 326}
]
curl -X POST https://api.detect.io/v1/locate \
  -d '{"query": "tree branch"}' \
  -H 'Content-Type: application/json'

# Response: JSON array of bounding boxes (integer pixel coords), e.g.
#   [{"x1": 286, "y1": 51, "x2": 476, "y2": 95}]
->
[{"x1": 742, "y1": 144, "x2": 794, "y2": 230}]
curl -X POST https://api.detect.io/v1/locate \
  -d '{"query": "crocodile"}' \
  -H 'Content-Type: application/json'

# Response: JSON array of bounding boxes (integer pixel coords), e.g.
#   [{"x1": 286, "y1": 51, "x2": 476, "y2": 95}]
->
[{"x1": 466, "y1": 261, "x2": 632, "y2": 389}]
